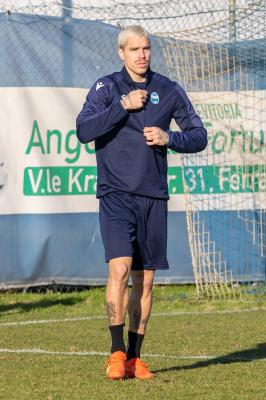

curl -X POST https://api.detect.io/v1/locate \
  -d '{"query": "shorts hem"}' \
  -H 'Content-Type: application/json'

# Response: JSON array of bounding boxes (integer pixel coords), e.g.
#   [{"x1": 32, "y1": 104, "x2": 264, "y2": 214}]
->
[
  {"x1": 105, "y1": 256, "x2": 169, "y2": 271},
  {"x1": 105, "y1": 254, "x2": 133, "y2": 263},
  {"x1": 132, "y1": 264, "x2": 169, "y2": 271}
]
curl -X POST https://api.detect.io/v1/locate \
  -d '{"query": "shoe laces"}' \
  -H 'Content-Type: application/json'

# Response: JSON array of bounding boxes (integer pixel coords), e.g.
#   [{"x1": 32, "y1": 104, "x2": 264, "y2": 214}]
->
[
  {"x1": 135, "y1": 358, "x2": 149, "y2": 371},
  {"x1": 108, "y1": 352, "x2": 125, "y2": 366}
]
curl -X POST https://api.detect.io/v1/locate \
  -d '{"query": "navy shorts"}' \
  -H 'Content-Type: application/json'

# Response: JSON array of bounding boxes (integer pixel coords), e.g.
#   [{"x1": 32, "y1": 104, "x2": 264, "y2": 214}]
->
[{"x1": 99, "y1": 191, "x2": 169, "y2": 270}]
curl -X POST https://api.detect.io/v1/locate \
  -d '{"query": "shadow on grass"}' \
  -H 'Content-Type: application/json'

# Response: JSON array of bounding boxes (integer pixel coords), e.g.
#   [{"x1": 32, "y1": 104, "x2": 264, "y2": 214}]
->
[
  {"x1": 152, "y1": 343, "x2": 266, "y2": 374},
  {"x1": 0, "y1": 297, "x2": 84, "y2": 315}
]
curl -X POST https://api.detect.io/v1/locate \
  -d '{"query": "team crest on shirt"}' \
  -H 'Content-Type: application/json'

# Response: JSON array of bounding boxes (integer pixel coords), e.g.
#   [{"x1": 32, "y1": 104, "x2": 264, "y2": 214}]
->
[{"x1": 150, "y1": 92, "x2": 160, "y2": 104}]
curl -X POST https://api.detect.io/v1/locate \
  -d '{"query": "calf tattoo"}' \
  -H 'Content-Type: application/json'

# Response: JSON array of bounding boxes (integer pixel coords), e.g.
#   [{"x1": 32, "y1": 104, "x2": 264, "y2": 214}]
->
[
  {"x1": 133, "y1": 309, "x2": 148, "y2": 330},
  {"x1": 107, "y1": 302, "x2": 116, "y2": 323}
]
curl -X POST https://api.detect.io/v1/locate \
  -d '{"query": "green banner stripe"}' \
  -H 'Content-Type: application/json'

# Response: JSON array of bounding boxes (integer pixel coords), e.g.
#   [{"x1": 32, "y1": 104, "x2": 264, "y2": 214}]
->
[
  {"x1": 24, "y1": 166, "x2": 97, "y2": 196},
  {"x1": 23, "y1": 165, "x2": 266, "y2": 196}
]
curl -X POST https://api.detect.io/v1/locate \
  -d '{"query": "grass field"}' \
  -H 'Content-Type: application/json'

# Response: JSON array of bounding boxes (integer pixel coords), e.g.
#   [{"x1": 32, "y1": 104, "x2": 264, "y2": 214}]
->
[{"x1": 0, "y1": 285, "x2": 265, "y2": 400}]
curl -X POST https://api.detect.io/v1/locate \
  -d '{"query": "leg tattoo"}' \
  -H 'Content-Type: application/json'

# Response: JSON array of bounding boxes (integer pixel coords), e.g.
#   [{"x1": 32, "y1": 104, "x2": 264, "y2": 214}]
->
[
  {"x1": 107, "y1": 302, "x2": 117, "y2": 324},
  {"x1": 140, "y1": 317, "x2": 148, "y2": 328},
  {"x1": 133, "y1": 310, "x2": 148, "y2": 330}
]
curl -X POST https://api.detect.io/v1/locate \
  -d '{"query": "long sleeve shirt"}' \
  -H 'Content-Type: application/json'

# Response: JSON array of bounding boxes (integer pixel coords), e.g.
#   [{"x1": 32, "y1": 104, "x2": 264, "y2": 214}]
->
[{"x1": 76, "y1": 67, "x2": 207, "y2": 199}]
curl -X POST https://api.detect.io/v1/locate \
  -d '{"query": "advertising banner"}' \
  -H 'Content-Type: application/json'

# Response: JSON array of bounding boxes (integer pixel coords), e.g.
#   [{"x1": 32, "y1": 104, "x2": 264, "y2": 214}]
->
[{"x1": 1, "y1": 88, "x2": 265, "y2": 215}]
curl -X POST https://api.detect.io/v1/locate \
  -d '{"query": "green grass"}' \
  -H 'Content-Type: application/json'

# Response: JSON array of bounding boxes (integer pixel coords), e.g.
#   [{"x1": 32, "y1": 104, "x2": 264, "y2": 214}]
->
[{"x1": 0, "y1": 285, "x2": 265, "y2": 400}]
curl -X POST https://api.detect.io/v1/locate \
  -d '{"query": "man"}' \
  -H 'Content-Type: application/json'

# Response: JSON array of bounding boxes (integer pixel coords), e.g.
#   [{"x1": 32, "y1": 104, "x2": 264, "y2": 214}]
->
[{"x1": 76, "y1": 25, "x2": 207, "y2": 380}]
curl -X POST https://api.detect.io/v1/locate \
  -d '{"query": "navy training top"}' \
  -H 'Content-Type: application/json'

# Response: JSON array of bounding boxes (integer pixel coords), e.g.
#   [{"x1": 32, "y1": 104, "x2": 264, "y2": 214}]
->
[{"x1": 76, "y1": 67, "x2": 207, "y2": 199}]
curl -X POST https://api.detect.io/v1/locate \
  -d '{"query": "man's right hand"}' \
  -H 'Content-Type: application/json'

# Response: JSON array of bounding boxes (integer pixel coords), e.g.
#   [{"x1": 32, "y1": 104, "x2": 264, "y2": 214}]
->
[{"x1": 121, "y1": 89, "x2": 148, "y2": 111}]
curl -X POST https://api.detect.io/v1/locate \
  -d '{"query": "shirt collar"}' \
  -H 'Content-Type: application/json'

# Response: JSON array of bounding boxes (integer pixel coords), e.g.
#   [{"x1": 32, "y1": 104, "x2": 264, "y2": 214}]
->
[{"x1": 121, "y1": 66, "x2": 152, "y2": 88}]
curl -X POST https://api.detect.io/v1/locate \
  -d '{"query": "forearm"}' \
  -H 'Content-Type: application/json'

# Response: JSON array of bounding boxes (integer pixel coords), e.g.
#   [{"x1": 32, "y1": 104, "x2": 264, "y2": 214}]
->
[
  {"x1": 76, "y1": 101, "x2": 128, "y2": 144},
  {"x1": 167, "y1": 127, "x2": 208, "y2": 153},
  {"x1": 170, "y1": 83, "x2": 208, "y2": 153}
]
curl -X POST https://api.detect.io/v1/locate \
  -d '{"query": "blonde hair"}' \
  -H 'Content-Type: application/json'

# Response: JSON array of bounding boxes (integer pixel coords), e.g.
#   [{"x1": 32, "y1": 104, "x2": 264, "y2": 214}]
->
[{"x1": 118, "y1": 25, "x2": 150, "y2": 49}]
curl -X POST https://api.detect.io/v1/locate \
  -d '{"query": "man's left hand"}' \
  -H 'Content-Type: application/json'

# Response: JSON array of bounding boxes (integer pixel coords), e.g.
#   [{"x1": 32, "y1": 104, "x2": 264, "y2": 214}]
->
[{"x1": 143, "y1": 127, "x2": 169, "y2": 146}]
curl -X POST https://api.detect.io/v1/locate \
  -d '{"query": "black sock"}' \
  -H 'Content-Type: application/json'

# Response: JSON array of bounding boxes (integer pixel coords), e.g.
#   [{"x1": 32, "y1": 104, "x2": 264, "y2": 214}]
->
[
  {"x1": 127, "y1": 331, "x2": 144, "y2": 360},
  {"x1": 109, "y1": 324, "x2": 126, "y2": 354}
]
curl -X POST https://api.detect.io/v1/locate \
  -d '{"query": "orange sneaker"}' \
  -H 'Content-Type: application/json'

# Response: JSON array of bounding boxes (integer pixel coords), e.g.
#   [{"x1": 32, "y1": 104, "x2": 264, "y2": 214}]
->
[
  {"x1": 125, "y1": 358, "x2": 155, "y2": 379},
  {"x1": 106, "y1": 351, "x2": 126, "y2": 379}
]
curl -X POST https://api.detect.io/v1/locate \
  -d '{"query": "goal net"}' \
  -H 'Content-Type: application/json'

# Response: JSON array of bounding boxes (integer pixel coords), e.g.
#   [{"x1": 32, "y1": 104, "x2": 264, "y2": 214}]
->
[{"x1": 156, "y1": 0, "x2": 266, "y2": 298}]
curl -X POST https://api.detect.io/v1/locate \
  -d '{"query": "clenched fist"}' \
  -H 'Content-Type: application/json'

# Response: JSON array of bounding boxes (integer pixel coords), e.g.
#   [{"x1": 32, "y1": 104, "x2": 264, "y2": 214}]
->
[
  {"x1": 143, "y1": 126, "x2": 169, "y2": 146},
  {"x1": 121, "y1": 89, "x2": 148, "y2": 111}
]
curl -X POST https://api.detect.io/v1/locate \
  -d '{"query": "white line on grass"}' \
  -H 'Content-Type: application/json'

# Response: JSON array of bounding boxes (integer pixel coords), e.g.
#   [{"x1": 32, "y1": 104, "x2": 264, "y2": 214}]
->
[
  {"x1": 0, "y1": 348, "x2": 265, "y2": 362},
  {"x1": 0, "y1": 315, "x2": 107, "y2": 327},
  {"x1": 0, "y1": 307, "x2": 265, "y2": 327}
]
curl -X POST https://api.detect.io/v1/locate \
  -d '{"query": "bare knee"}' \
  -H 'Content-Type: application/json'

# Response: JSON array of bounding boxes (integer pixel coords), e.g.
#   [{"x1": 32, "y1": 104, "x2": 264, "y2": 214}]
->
[{"x1": 108, "y1": 257, "x2": 132, "y2": 287}]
